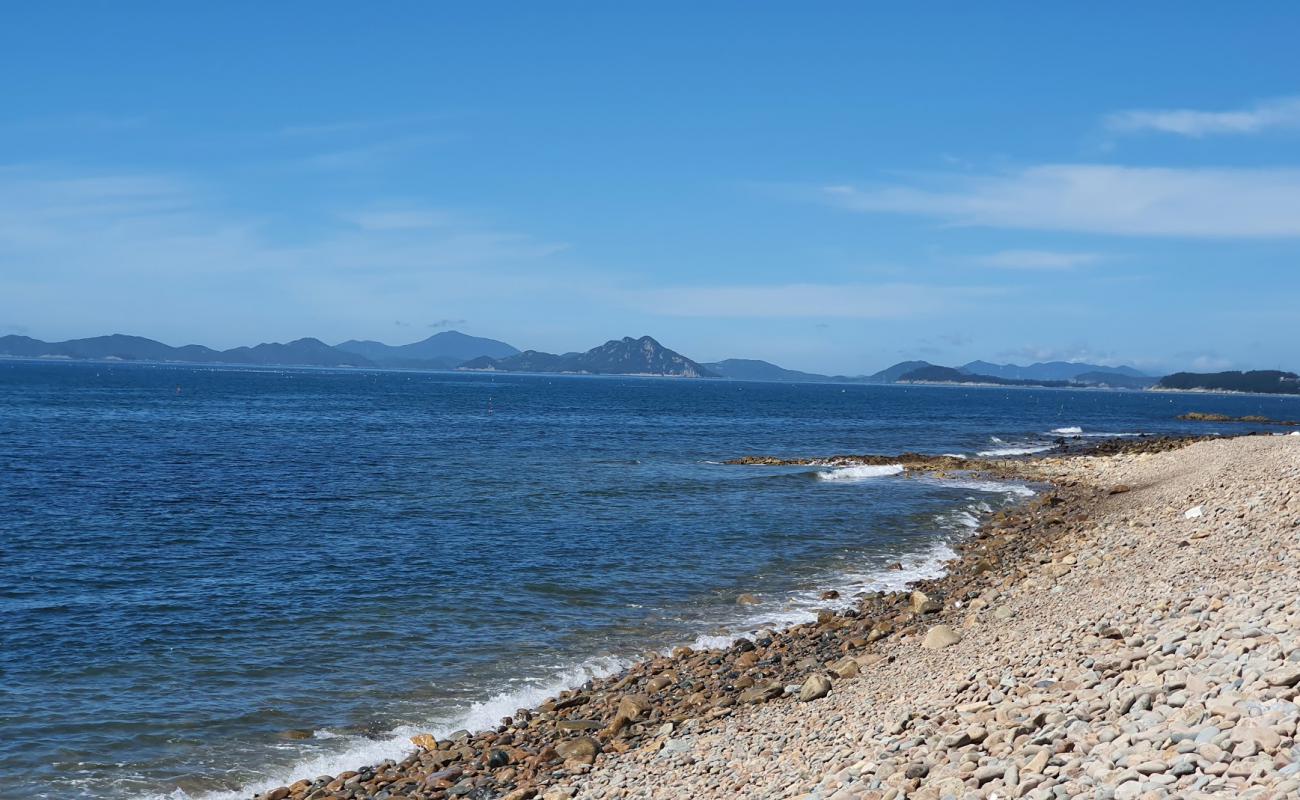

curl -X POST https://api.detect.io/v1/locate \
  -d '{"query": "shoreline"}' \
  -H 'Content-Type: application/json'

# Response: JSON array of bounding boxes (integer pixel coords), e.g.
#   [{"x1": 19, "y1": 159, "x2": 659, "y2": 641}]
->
[
  {"x1": 560, "y1": 433, "x2": 1300, "y2": 799},
  {"x1": 248, "y1": 435, "x2": 1217, "y2": 800}
]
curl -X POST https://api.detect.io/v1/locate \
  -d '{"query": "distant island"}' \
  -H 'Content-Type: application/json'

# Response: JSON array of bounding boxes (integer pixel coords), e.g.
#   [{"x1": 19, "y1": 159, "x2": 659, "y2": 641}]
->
[
  {"x1": 1179, "y1": 411, "x2": 1299, "y2": 426},
  {"x1": 893, "y1": 365, "x2": 1078, "y2": 388},
  {"x1": 460, "y1": 336, "x2": 716, "y2": 377},
  {"x1": 1156, "y1": 370, "x2": 1300, "y2": 395},
  {"x1": 703, "y1": 358, "x2": 1154, "y2": 388}
]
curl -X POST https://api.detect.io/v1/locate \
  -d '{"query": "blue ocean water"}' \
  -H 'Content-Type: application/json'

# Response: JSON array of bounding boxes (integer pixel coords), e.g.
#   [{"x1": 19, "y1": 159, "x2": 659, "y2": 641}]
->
[{"x1": 4, "y1": 360, "x2": 1300, "y2": 800}]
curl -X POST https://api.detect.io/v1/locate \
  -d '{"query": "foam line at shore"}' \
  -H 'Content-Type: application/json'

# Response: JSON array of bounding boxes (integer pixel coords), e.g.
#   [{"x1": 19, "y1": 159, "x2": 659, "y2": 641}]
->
[
  {"x1": 1045, "y1": 425, "x2": 1141, "y2": 438},
  {"x1": 148, "y1": 466, "x2": 1037, "y2": 800},
  {"x1": 145, "y1": 659, "x2": 633, "y2": 800},
  {"x1": 816, "y1": 464, "x2": 904, "y2": 481},
  {"x1": 977, "y1": 444, "x2": 1054, "y2": 456}
]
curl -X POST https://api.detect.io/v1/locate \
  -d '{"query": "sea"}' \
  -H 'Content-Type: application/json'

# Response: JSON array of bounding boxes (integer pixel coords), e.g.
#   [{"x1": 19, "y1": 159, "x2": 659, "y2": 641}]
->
[{"x1": 4, "y1": 360, "x2": 1300, "y2": 800}]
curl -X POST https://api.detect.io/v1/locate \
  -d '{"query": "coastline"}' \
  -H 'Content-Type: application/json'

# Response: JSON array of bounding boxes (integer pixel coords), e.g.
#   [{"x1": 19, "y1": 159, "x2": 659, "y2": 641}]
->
[
  {"x1": 247, "y1": 435, "x2": 1259, "y2": 800},
  {"x1": 559, "y1": 434, "x2": 1300, "y2": 800}
]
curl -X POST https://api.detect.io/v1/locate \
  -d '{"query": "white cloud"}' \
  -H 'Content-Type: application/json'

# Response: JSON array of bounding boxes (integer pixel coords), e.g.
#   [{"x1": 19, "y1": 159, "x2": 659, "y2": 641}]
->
[
  {"x1": 0, "y1": 166, "x2": 570, "y2": 345},
  {"x1": 975, "y1": 249, "x2": 1104, "y2": 270},
  {"x1": 623, "y1": 283, "x2": 1000, "y2": 319},
  {"x1": 1105, "y1": 96, "x2": 1300, "y2": 137},
  {"x1": 824, "y1": 164, "x2": 1300, "y2": 238}
]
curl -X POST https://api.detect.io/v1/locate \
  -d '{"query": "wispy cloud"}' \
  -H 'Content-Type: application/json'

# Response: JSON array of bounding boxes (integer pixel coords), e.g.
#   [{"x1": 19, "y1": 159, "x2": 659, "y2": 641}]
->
[
  {"x1": 428, "y1": 318, "x2": 467, "y2": 329},
  {"x1": 974, "y1": 249, "x2": 1104, "y2": 270},
  {"x1": 823, "y1": 164, "x2": 1300, "y2": 238},
  {"x1": 0, "y1": 165, "x2": 569, "y2": 344},
  {"x1": 1105, "y1": 96, "x2": 1300, "y2": 137},
  {"x1": 622, "y1": 283, "x2": 1001, "y2": 319},
  {"x1": 278, "y1": 113, "x2": 450, "y2": 139},
  {"x1": 344, "y1": 208, "x2": 457, "y2": 231},
  {"x1": 297, "y1": 135, "x2": 444, "y2": 171}
]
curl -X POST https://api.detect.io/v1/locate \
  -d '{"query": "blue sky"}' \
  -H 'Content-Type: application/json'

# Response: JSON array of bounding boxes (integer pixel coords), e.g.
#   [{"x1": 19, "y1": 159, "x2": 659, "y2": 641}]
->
[{"x1": 2, "y1": 2, "x2": 1298, "y2": 374}]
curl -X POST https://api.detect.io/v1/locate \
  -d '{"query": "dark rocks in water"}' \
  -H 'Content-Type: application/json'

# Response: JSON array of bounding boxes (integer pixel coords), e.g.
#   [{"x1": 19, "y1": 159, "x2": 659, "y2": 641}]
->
[
  {"x1": 278, "y1": 729, "x2": 313, "y2": 740},
  {"x1": 1179, "y1": 411, "x2": 1299, "y2": 426},
  {"x1": 1056, "y1": 434, "x2": 1248, "y2": 457}
]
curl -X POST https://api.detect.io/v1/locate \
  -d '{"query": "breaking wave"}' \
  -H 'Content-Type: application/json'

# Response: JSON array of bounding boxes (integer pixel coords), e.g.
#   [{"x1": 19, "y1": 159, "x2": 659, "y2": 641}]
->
[
  {"x1": 977, "y1": 443, "x2": 1054, "y2": 457},
  {"x1": 816, "y1": 464, "x2": 905, "y2": 481},
  {"x1": 138, "y1": 658, "x2": 631, "y2": 800}
]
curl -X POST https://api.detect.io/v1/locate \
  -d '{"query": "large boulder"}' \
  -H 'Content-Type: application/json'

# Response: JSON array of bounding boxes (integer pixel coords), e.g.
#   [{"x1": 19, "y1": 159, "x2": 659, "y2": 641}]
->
[
  {"x1": 922, "y1": 624, "x2": 961, "y2": 650},
  {"x1": 555, "y1": 736, "x2": 600, "y2": 765},
  {"x1": 798, "y1": 674, "x2": 832, "y2": 702}
]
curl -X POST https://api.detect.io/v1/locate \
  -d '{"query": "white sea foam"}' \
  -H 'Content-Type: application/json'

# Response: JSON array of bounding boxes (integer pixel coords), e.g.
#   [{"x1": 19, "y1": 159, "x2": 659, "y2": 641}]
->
[
  {"x1": 679, "y1": 533, "x2": 975, "y2": 656},
  {"x1": 817, "y1": 464, "x2": 904, "y2": 481},
  {"x1": 940, "y1": 453, "x2": 968, "y2": 459},
  {"x1": 1050, "y1": 429, "x2": 1142, "y2": 438},
  {"x1": 930, "y1": 477, "x2": 1037, "y2": 498},
  {"x1": 144, "y1": 457, "x2": 1026, "y2": 800},
  {"x1": 141, "y1": 658, "x2": 630, "y2": 800},
  {"x1": 976, "y1": 444, "x2": 1054, "y2": 457}
]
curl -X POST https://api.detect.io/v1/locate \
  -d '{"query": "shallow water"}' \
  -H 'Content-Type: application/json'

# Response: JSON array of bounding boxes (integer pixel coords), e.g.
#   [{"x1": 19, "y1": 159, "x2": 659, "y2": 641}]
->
[{"x1": 3, "y1": 360, "x2": 1299, "y2": 799}]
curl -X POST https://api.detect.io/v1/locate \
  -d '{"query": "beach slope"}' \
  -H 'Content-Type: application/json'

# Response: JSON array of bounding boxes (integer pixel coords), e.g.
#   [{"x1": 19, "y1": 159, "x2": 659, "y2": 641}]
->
[{"x1": 554, "y1": 435, "x2": 1300, "y2": 799}]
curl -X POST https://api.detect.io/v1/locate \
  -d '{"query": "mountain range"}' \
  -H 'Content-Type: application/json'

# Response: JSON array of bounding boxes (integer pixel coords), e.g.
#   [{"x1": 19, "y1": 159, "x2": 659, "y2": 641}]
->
[
  {"x1": 958, "y1": 360, "x2": 1148, "y2": 381},
  {"x1": 8, "y1": 330, "x2": 1262, "y2": 390},
  {"x1": 0, "y1": 331, "x2": 517, "y2": 370},
  {"x1": 0, "y1": 333, "x2": 374, "y2": 368},
  {"x1": 702, "y1": 357, "x2": 1152, "y2": 387},
  {"x1": 335, "y1": 331, "x2": 519, "y2": 370}
]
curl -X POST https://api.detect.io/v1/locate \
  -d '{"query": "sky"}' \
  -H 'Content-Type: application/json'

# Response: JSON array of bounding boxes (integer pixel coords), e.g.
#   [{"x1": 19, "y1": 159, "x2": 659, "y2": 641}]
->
[{"x1": 2, "y1": 2, "x2": 1298, "y2": 375}]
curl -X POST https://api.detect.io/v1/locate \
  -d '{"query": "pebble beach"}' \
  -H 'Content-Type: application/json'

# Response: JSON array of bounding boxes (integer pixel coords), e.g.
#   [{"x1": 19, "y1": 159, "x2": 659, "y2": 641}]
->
[{"x1": 250, "y1": 432, "x2": 1300, "y2": 800}]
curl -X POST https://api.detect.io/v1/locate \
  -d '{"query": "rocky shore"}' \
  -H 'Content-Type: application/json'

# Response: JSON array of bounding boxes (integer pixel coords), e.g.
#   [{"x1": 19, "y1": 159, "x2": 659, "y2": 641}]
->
[{"x1": 254, "y1": 433, "x2": 1300, "y2": 800}]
